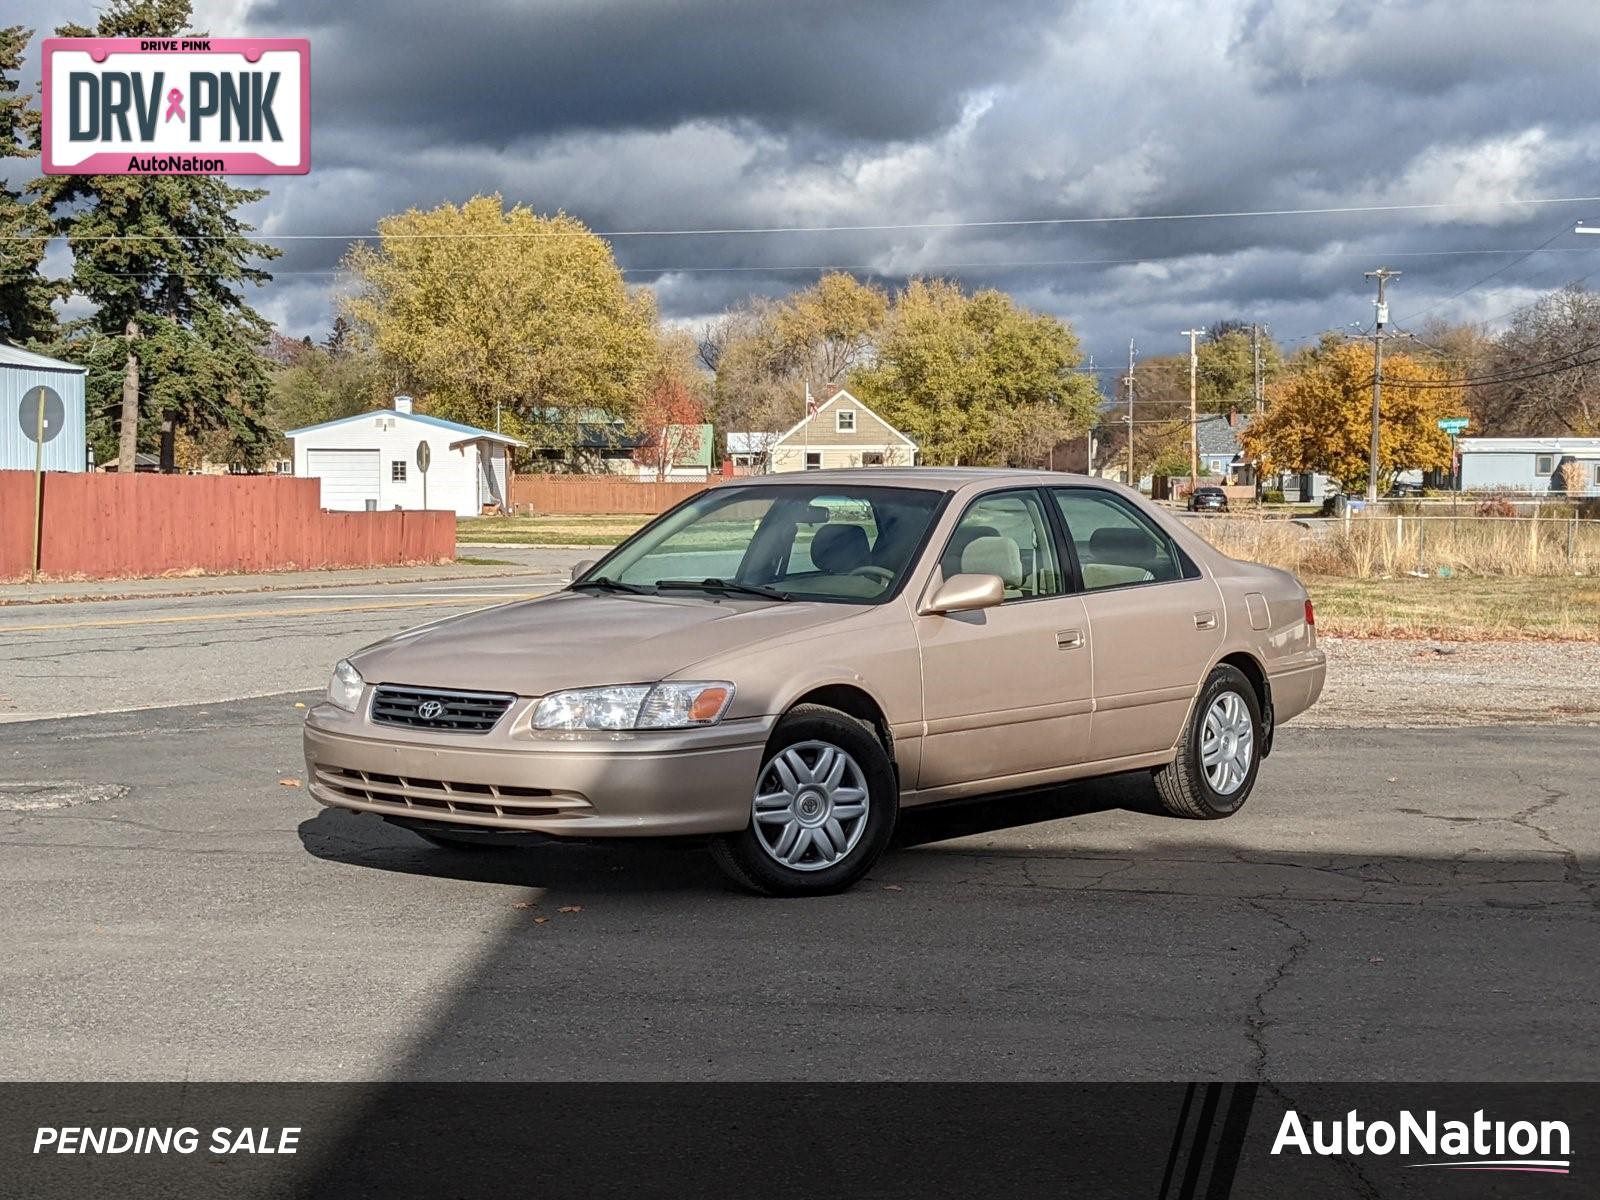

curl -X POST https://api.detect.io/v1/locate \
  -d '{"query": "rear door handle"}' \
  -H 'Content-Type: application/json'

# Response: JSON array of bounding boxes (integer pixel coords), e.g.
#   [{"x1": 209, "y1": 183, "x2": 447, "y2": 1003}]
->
[
  {"x1": 1056, "y1": 629, "x2": 1084, "y2": 649},
  {"x1": 1194, "y1": 611, "x2": 1217, "y2": 630}
]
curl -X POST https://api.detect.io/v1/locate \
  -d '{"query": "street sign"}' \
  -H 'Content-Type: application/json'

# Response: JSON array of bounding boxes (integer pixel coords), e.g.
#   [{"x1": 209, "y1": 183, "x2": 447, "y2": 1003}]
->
[
  {"x1": 1437, "y1": 417, "x2": 1469, "y2": 434},
  {"x1": 416, "y1": 440, "x2": 431, "y2": 510},
  {"x1": 18, "y1": 386, "x2": 64, "y2": 444}
]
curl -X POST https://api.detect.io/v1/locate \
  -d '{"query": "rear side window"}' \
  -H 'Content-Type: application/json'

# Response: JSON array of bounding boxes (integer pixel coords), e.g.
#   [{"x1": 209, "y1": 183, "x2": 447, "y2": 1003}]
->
[{"x1": 1052, "y1": 490, "x2": 1188, "y2": 591}]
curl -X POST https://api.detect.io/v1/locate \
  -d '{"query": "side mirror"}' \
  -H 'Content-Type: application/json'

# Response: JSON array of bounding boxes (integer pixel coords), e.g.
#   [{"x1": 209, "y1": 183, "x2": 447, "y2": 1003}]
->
[
  {"x1": 570, "y1": 558, "x2": 598, "y2": 582},
  {"x1": 920, "y1": 573, "x2": 1005, "y2": 615}
]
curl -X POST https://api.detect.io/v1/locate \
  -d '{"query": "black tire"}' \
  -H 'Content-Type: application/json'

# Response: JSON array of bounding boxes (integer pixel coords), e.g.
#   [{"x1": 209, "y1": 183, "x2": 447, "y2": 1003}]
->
[
  {"x1": 710, "y1": 704, "x2": 898, "y2": 896},
  {"x1": 1153, "y1": 664, "x2": 1262, "y2": 819}
]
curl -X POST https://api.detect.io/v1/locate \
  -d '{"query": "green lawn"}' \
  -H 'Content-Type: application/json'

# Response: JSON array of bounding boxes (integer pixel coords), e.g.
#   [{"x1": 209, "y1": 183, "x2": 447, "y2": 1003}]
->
[{"x1": 458, "y1": 514, "x2": 653, "y2": 545}]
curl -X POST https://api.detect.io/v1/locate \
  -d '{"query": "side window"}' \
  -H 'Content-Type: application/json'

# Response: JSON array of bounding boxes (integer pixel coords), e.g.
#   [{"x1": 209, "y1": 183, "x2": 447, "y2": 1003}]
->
[
  {"x1": 939, "y1": 490, "x2": 1061, "y2": 601},
  {"x1": 1052, "y1": 490, "x2": 1186, "y2": 591}
]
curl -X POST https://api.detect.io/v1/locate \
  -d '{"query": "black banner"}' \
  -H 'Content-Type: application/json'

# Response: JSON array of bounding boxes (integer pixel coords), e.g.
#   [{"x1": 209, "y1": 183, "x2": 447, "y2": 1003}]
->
[{"x1": 2, "y1": 1084, "x2": 1591, "y2": 1198}]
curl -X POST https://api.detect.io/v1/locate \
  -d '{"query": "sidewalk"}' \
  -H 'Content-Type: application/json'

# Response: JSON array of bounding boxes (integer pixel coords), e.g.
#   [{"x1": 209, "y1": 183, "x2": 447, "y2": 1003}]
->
[{"x1": 0, "y1": 545, "x2": 579, "y2": 606}]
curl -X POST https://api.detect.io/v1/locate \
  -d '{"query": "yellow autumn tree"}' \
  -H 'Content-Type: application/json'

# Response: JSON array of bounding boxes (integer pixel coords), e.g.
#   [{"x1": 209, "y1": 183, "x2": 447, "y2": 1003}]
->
[
  {"x1": 341, "y1": 194, "x2": 657, "y2": 457},
  {"x1": 1242, "y1": 340, "x2": 1459, "y2": 492}
]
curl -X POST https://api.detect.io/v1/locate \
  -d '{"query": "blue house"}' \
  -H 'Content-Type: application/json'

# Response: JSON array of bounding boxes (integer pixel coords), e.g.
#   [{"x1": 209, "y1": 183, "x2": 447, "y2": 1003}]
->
[
  {"x1": 1458, "y1": 437, "x2": 1600, "y2": 496},
  {"x1": 0, "y1": 343, "x2": 87, "y2": 473}
]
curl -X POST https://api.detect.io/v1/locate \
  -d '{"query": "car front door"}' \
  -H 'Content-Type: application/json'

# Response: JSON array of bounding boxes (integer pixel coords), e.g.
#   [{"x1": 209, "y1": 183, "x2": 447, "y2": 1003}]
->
[
  {"x1": 1050, "y1": 488, "x2": 1224, "y2": 762},
  {"x1": 913, "y1": 488, "x2": 1093, "y2": 793}
]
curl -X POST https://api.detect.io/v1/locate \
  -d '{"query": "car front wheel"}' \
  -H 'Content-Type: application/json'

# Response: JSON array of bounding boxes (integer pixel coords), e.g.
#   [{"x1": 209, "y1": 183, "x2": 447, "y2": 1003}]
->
[
  {"x1": 1152, "y1": 664, "x2": 1262, "y2": 819},
  {"x1": 710, "y1": 704, "x2": 898, "y2": 896}
]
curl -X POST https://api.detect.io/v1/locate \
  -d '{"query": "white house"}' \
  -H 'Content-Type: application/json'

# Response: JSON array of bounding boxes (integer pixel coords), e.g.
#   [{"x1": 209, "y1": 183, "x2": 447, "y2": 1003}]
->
[
  {"x1": 286, "y1": 399, "x2": 525, "y2": 516},
  {"x1": 1458, "y1": 436, "x2": 1600, "y2": 496},
  {"x1": 767, "y1": 389, "x2": 917, "y2": 472}
]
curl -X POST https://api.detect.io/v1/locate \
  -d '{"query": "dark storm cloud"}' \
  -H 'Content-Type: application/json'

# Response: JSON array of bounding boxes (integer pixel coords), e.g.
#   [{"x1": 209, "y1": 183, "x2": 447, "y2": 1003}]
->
[
  {"x1": 16, "y1": 0, "x2": 1600, "y2": 375},
  {"x1": 249, "y1": 0, "x2": 1066, "y2": 144}
]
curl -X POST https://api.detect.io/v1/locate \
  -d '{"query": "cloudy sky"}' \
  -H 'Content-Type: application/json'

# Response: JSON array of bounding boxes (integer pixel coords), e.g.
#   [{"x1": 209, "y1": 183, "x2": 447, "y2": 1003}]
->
[{"x1": 17, "y1": 0, "x2": 1600, "y2": 380}]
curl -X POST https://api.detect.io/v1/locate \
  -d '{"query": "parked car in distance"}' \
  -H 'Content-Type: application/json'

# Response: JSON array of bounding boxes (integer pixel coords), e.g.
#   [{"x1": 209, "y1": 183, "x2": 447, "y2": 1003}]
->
[
  {"x1": 304, "y1": 469, "x2": 1326, "y2": 896},
  {"x1": 1386, "y1": 482, "x2": 1424, "y2": 499},
  {"x1": 1187, "y1": 486, "x2": 1229, "y2": 512}
]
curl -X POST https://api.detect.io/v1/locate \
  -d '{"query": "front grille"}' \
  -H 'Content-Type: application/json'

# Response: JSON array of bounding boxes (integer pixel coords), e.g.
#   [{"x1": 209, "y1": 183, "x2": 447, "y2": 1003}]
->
[
  {"x1": 314, "y1": 766, "x2": 581, "y2": 820},
  {"x1": 370, "y1": 684, "x2": 516, "y2": 733}
]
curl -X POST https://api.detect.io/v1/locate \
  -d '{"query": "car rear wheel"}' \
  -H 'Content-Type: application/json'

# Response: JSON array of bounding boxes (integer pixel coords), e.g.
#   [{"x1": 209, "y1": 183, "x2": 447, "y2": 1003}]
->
[
  {"x1": 710, "y1": 704, "x2": 898, "y2": 896},
  {"x1": 1152, "y1": 664, "x2": 1262, "y2": 819}
]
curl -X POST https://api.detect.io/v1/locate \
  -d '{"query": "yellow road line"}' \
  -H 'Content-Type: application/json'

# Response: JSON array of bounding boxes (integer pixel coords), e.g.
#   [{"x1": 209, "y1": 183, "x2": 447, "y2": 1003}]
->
[{"x1": 0, "y1": 594, "x2": 546, "y2": 634}]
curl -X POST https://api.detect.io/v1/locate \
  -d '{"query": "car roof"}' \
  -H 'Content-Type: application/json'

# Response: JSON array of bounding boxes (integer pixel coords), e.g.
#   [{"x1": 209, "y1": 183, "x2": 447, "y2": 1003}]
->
[{"x1": 709, "y1": 467, "x2": 1097, "y2": 493}]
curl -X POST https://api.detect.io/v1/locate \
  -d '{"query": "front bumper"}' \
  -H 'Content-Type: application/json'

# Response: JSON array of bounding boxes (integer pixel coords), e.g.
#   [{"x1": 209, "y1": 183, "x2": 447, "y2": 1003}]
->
[{"x1": 302, "y1": 701, "x2": 772, "y2": 837}]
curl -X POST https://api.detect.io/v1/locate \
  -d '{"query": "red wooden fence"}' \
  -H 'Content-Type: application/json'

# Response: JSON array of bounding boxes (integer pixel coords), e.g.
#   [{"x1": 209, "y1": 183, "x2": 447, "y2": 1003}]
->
[
  {"x1": 508, "y1": 474, "x2": 710, "y2": 514},
  {"x1": 0, "y1": 472, "x2": 455, "y2": 582}
]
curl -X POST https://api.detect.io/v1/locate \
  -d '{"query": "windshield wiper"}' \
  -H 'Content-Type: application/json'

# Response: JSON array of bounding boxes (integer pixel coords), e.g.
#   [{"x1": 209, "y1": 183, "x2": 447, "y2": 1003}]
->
[
  {"x1": 569, "y1": 576, "x2": 654, "y2": 595},
  {"x1": 655, "y1": 578, "x2": 794, "y2": 602}
]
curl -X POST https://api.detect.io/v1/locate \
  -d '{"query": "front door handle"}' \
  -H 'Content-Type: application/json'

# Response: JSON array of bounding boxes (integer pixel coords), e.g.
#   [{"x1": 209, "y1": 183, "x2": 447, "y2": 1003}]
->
[
  {"x1": 1194, "y1": 611, "x2": 1217, "y2": 630},
  {"x1": 1056, "y1": 628, "x2": 1084, "y2": 649}
]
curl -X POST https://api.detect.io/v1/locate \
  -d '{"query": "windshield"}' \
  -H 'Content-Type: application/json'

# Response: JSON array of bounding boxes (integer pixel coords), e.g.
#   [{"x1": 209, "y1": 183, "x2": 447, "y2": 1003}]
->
[{"x1": 577, "y1": 484, "x2": 946, "y2": 604}]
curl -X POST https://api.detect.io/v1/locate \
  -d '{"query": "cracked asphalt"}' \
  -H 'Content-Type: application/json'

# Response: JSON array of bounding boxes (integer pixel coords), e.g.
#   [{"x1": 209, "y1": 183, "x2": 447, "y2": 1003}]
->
[{"x1": 2, "y1": 689, "x2": 1596, "y2": 1081}]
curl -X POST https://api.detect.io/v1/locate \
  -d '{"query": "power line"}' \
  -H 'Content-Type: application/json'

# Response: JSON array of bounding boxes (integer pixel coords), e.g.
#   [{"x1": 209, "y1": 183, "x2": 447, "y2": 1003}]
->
[
  {"x1": 10, "y1": 246, "x2": 1600, "y2": 279},
  {"x1": 1392, "y1": 222, "x2": 1575, "y2": 323},
  {"x1": 11, "y1": 192, "x2": 1600, "y2": 243}
]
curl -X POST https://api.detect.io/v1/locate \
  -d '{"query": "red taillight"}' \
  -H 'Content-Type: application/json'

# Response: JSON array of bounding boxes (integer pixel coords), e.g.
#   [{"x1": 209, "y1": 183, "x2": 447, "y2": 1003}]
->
[{"x1": 1304, "y1": 598, "x2": 1316, "y2": 627}]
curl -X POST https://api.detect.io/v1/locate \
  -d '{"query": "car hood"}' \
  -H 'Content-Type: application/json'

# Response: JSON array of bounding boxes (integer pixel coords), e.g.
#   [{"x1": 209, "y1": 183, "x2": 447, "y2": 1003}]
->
[{"x1": 347, "y1": 590, "x2": 857, "y2": 696}]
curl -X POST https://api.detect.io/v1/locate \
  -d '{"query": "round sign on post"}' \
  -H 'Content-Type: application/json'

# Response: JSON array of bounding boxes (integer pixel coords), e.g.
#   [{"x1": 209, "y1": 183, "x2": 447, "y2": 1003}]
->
[
  {"x1": 415, "y1": 440, "x2": 431, "y2": 510},
  {"x1": 21, "y1": 385, "x2": 65, "y2": 585},
  {"x1": 18, "y1": 386, "x2": 64, "y2": 444}
]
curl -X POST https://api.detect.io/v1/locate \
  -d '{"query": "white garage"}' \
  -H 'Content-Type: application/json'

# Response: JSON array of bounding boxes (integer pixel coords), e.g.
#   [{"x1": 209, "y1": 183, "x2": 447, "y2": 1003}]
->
[
  {"x1": 305, "y1": 449, "x2": 381, "y2": 509},
  {"x1": 287, "y1": 399, "x2": 524, "y2": 517}
]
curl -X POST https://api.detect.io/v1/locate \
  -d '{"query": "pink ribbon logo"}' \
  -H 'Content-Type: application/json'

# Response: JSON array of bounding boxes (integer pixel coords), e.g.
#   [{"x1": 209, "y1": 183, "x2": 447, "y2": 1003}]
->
[{"x1": 164, "y1": 88, "x2": 185, "y2": 123}]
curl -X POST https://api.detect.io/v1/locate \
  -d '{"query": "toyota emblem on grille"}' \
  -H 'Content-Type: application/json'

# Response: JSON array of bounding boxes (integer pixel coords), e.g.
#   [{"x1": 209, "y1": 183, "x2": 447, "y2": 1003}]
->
[{"x1": 416, "y1": 700, "x2": 445, "y2": 720}]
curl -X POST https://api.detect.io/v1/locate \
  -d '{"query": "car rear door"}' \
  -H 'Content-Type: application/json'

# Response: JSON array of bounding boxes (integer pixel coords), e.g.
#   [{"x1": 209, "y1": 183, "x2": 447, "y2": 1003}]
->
[
  {"x1": 1048, "y1": 487, "x2": 1224, "y2": 762},
  {"x1": 913, "y1": 488, "x2": 1093, "y2": 792}
]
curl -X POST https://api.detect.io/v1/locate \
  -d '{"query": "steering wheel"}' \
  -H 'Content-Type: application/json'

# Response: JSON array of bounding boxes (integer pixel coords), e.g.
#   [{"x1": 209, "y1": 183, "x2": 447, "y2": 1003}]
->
[{"x1": 849, "y1": 565, "x2": 895, "y2": 584}]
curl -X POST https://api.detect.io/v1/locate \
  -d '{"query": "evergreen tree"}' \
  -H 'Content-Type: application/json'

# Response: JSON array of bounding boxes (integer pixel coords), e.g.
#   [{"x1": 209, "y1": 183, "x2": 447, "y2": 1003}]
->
[
  {"x1": 0, "y1": 24, "x2": 56, "y2": 344},
  {"x1": 35, "y1": 0, "x2": 281, "y2": 471}
]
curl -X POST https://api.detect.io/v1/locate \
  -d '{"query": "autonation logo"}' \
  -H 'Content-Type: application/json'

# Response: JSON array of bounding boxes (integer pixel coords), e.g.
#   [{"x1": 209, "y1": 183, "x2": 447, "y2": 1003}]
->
[{"x1": 1272, "y1": 1108, "x2": 1572, "y2": 1175}]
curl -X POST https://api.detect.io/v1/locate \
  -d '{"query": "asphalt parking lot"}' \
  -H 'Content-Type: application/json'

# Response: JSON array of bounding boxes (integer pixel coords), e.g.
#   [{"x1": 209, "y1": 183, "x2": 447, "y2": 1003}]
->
[{"x1": 1, "y1": 565, "x2": 1597, "y2": 1082}]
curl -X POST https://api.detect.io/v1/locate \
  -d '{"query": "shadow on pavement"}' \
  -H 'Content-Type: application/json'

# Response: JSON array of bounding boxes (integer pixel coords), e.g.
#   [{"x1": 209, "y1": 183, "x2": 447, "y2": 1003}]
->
[{"x1": 296, "y1": 768, "x2": 1162, "y2": 894}]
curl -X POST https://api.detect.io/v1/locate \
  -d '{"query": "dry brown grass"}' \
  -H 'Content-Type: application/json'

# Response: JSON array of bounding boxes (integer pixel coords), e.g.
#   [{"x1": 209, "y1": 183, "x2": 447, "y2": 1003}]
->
[
  {"x1": 1190, "y1": 512, "x2": 1600, "y2": 578},
  {"x1": 1305, "y1": 576, "x2": 1600, "y2": 641}
]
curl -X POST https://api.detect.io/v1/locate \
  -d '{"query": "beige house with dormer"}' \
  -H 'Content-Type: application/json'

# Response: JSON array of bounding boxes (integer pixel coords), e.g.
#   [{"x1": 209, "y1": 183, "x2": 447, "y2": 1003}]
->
[{"x1": 767, "y1": 389, "x2": 918, "y2": 472}]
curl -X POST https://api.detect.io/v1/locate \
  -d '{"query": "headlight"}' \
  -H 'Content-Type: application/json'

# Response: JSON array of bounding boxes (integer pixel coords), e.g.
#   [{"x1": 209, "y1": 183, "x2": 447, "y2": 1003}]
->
[
  {"x1": 532, "y1": 681, "x2": 734, "y2": 731},
  {"x1": 327, "y1": 660, "x2": 365, "y2": 713}
]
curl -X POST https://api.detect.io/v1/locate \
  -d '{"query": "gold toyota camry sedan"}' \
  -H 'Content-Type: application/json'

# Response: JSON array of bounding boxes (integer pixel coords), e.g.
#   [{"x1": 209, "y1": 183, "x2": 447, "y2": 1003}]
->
[{"x1": 304, "y1": 469, "x2": 1325, "y2": 895}]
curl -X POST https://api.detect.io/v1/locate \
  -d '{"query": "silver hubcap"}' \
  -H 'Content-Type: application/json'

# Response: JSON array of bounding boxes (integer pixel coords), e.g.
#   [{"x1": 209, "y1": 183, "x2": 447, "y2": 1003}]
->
[
  {"x1": 1201, "y1": 691, "x2": 1254, "y2": 796},
  {"x1": 752, "y1": 741, "x2": 869, "y2": 872}
]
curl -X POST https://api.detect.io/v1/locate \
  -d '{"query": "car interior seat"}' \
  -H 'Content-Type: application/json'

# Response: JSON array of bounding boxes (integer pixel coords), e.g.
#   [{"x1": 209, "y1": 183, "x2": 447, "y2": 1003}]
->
[
  {"x1": 959, "y1": 535, "x2": 1025, "y2": 598},
  {"x1": 941, "y1": 524, "x2": 999, "y2": 581},
  {"x1": 810, "y1": 523, "x2": 870, "y2": 573}
]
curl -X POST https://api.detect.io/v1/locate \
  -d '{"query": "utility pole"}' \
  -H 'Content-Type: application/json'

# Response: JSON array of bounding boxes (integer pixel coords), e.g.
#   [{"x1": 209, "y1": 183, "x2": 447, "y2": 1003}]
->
[
  {"x1": 1364, "y1": 268, "x2": 1400, "y2": 503},
  {"x1": 1070, "y1": 353, "x2": 1095, "y2": 474},
  {"x1": 1182, "y1": 328, "x2": 1204, "y2": 494},
  {"x1": 1125, "y1": 339, "x2": 1136, "y2": 486},
  {"x1": 1251, "y1": 324, "x2": 1263, "y2": 414}
]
